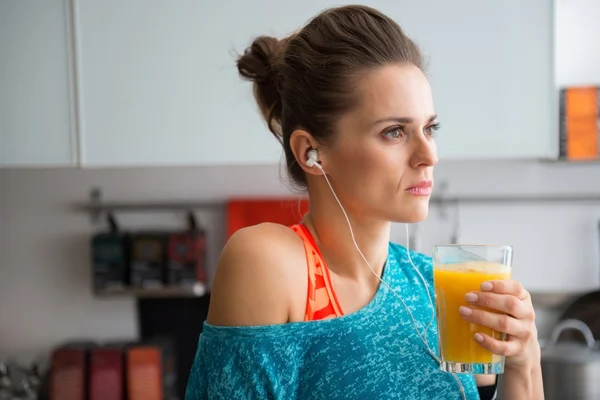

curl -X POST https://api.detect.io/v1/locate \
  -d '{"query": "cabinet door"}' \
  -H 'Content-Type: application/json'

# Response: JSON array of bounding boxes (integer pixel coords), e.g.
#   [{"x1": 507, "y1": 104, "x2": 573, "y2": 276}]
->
[
  {"x1": 78, "y1": 0, "x2": 555, "y2": 166},
  {"x1": 555, "y1": 0, "x2": 600, "y2": 86},
  {"x1": 77, "y1": 0, "x2": 285, "y2": 167},
  {"x1": 0, "y1": 0, "x2": 75, "y2": 167},
  {"x1": 399, "y1": 0, "x2": 555, "y2": 160}
]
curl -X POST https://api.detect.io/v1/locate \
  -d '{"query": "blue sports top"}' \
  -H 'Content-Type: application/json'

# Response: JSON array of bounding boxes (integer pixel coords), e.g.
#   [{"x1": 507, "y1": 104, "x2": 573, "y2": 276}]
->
[{"x1": 185, "y1": 242, "x2": 480, "y2": 399}]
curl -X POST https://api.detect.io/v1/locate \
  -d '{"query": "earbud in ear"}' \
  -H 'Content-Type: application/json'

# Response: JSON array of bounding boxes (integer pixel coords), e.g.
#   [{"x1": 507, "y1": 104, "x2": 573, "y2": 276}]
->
[{"x1": 305, "y1": 149, "x2": 319, "y2": 168}]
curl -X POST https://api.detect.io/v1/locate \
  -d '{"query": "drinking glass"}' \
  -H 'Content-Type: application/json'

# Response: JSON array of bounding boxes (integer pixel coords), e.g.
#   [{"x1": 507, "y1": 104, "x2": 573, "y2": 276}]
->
[{"x1": 433, "y1": 244, "x2": 513, "y2": 374}]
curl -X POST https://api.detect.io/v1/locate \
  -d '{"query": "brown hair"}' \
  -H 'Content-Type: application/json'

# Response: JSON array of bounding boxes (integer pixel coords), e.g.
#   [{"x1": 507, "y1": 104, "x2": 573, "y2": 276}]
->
[{"x1": 237, "y1": 5, "x2": 423, "y2": 187}]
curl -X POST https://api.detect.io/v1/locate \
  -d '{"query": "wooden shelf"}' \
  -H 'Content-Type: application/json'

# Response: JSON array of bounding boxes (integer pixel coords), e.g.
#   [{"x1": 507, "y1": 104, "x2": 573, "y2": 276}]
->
[{"x1": 94, "y1": 283, "x2": 208, "y2": 298}]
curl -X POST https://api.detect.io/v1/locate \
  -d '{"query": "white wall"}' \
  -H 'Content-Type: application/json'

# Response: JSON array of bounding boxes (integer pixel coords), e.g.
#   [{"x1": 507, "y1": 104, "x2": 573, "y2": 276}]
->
[
  {"x1": 1, "y1": 160, "x2": 599, "y2": 359},
  {"x1": 0, "y1": 164, "x2": 288, "y2": 361}
]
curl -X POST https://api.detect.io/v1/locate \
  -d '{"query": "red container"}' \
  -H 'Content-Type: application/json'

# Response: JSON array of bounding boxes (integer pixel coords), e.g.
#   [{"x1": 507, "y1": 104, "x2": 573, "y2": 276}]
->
[
  {"x1": 226, "y1": 197, "x2": 309, "y2": 240},
  {"x1": 50, "y1": 343, "x2": 92, "y2": 400},
  {"x1": 89, "y1": 346, "x2": 125, "y2": 400}
]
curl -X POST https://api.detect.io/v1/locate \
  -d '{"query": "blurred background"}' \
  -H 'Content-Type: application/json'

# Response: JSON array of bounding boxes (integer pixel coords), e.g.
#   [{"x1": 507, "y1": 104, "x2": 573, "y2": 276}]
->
[{"x1": 1, "y1": 0, "x2": 599, "y2": 399}]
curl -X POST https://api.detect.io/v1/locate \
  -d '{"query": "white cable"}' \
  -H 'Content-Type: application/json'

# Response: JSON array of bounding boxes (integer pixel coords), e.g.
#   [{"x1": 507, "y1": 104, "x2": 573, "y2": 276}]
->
[{"x1": 313, "y1": 162, "x2": 466, "y2": 400}]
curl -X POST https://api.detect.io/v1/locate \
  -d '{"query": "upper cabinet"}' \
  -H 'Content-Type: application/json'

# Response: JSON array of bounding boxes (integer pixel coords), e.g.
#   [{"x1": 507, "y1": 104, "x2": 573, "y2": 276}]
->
[
  {"x1": 0, "y1": 0, "x2": 76, "y2": 167},
  {"x1": 555, "y1": 0, "x2": 600, "y2": 87},
  {"x1": 409, "y1": 0, "x2": 555, "y2": 160},
  {"x1": 76, "y1": 0, "x2": 557, "y2": 167},
  {"x1": 76, "y1": 0, "x2": 285, "y2": 167},
  {"x1": 0, "y1": 0, "x2": 557, "y2": 167}
]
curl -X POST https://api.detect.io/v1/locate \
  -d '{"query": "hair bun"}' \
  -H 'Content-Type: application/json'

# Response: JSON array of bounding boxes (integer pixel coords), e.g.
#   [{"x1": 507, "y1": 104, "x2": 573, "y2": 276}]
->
[{"x1": 237, "y1": 36, "x2": 285, "y2": 85}]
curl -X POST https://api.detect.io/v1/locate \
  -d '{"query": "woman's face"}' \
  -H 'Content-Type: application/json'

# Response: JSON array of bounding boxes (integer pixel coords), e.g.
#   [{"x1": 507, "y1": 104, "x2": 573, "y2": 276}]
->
[{"x1": 322, "y1": 63, "x2": 438, "y2": 223}]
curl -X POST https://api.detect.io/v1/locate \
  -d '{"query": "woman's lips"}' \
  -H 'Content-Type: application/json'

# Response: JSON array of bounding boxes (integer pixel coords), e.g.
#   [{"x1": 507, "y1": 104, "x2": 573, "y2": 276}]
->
[{"x1": 405, "y1": 180, "x2": 433, "y2": 196}]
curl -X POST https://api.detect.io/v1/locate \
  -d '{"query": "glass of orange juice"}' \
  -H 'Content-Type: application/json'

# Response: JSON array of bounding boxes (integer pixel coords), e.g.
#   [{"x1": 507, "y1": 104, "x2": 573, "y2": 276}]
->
[{"x1": 433, "y1": 244, "x2": 513, "y2": 374}]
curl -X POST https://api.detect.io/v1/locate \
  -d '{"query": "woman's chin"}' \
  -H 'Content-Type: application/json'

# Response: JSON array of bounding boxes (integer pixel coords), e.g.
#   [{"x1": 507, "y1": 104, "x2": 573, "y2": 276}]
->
[{"x1": 388, "y1": 205, "x2": 429, "y2": 223}]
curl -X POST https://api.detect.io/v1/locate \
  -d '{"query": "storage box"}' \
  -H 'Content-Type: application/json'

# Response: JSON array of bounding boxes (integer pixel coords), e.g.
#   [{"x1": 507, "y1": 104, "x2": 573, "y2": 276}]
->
[
  {"x1": 559, "y1": 86, "x2": 599, "y2": 161},
  {"x1": 129, "y1": 233, "x2": 168, "y2": 288}
]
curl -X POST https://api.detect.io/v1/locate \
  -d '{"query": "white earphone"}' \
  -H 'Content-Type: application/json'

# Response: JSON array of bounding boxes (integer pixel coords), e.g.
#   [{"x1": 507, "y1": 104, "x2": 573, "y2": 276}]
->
[
  {"x1": 304, "y1": 148, "x2": 467, "y2": 400},
  {"x1": 305, "y1": 149, "x2": 320, "y2": 168}
]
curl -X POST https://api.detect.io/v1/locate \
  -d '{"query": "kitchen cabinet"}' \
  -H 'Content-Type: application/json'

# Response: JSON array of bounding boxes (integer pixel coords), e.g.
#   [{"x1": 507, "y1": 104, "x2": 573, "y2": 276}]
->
[
  {"x1": 410, "y1": 0, "x2": 555, "y2": 160},
  {"x1": 0, "y1": 0, "x2": 76, "y2": 167},
  {"x1": 76, "y1": 0, "x2": 284, "y2": 167},
  {"x1": 555, "y1": 0, "x2": 600, "y2": 87},
  {"x1": 76, "y1": 0, "x2": 556, "y2": 167}
]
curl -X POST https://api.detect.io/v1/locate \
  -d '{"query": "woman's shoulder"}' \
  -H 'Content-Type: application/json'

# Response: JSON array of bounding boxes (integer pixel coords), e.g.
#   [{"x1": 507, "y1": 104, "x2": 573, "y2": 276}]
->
[
  {"x1": 206, "y1": 223, "x2": 307, "y2": 327},
  {"x1": 226, "y1": 222, "x2": 300, "y2": 249}
]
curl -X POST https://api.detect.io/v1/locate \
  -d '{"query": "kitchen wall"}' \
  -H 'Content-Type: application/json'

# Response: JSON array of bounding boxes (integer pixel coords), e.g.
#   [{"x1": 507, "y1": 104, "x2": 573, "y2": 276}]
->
[{"x1": 1, "y1": 160, "x2": 599, "y2": 360}]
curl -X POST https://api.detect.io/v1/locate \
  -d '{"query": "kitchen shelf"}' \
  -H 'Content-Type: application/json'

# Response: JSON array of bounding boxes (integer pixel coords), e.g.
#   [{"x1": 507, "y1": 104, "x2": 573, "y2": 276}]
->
[
  {"x1": 94, "y1": 283, "x2": 208, "y2": 298},
  {"x1": 430, "y1": 193, "x2": 600, "y2": 204},
  {"x1": 77, "y1": 194, "x2": 600, "y2": 211},
  {"x1": 76, "y1": 188, "x2": 228, "y2": 223},
  {"x1": 77, "y1": 188, "x2": 600, "y2": 221},
  {"x1": 543, "y1": 157, "x2": 600, "y2": 165},
  {"x1": 77, "y1": 200, "x2": 224, "y2": 212}
]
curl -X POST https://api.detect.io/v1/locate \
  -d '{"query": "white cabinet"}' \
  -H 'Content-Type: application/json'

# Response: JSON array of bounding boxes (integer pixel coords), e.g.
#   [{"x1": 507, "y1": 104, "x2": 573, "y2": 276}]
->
[
  {"x1": 409, "y1": 0, "x2": 555, "y2": 160},
  {"x1": 0, "y1": 0, "x2": 75, "y2": 167},
  {"x1": 76, "y1": 0, "x2": 556, "y2": 167},
  {"x1": 76, "y1": 0, "x2": 285, "y2": 167},
  {"x1": 555, "y1": 0, "x2": 600, "y2": 87}
]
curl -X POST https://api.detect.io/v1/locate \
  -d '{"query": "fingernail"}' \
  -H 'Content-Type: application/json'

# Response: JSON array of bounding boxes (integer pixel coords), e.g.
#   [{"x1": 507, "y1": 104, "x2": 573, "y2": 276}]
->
[
  {"x1": 459, "y1": 306, "x2": 472, "y2": 316},
  {"x1": 465, "y1": 292, "x2": 478, "y2": 303},
  {"x1": 474, "y1": 333, "x2": 484, "y2": 343},
  {"x1": 480, "y1": 282, "x2": 493, "y2": 291}
]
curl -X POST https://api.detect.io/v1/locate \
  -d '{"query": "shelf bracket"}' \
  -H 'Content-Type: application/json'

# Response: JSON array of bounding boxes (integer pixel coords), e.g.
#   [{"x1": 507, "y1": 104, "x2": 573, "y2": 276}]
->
[{"x1": 89, "y1": 187, "x2": 103, "y2": 224}]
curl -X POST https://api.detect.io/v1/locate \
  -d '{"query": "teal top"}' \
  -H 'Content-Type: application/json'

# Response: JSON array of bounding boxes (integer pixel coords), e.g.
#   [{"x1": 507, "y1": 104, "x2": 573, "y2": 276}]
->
[{"x1": 185, "y1": 243, "x2": 480, "y2": 399}]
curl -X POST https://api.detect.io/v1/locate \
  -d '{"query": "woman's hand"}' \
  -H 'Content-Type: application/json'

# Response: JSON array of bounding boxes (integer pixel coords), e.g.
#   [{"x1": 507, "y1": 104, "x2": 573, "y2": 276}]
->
[{"x1": 458, "y1": 280, "x2": 541, "y2": 370}]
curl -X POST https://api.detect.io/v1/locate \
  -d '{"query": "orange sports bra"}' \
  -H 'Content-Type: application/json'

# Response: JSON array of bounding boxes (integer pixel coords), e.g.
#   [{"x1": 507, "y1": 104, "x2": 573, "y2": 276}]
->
[{"x1": 290, "y1": 224, "x2": 344, "y2": 321}]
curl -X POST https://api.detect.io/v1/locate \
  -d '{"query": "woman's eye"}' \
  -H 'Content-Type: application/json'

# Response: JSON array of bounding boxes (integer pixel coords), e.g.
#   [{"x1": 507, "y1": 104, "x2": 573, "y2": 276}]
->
[
  {"x1": 425, "y1": 123, "x2": 440, "y2": 137},
  {"x1": 383, "y1": 127, "x2": 405, "y2": 140}
]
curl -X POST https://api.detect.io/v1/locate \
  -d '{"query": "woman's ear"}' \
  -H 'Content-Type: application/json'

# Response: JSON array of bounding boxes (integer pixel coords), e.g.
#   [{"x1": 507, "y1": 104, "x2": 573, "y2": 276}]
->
[{"x1": 289, "y1": 129, "x2": 323, "y2": 176}]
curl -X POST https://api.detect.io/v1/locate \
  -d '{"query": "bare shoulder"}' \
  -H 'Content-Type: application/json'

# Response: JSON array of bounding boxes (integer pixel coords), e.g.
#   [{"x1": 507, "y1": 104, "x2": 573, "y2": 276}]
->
[{"x1": 206, "y1": 223, "x2": 306, "y2": 326}]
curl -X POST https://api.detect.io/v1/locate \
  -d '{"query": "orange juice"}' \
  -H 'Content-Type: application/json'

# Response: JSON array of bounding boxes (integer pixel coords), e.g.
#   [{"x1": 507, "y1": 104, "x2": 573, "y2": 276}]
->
[{"x1": 434, "y1": 261, "x2": 511, "y2": 364}]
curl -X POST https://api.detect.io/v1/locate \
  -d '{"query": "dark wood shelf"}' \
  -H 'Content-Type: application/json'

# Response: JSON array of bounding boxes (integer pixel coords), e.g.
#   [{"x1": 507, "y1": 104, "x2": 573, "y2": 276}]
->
[{"x1": 94, "y1": 283, "x2": 208, "y2": 298}]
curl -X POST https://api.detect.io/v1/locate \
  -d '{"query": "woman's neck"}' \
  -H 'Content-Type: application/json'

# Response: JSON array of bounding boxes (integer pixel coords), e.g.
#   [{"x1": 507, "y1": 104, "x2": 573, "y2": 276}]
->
[{"x1": 302, "y1": 188, "x2": 391, "y2": 281}]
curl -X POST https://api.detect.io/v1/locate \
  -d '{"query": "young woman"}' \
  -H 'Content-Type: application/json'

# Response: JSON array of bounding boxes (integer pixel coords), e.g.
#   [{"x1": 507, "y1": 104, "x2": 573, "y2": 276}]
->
[{"x1": 186, "y1": 5, "x2": 543, "y2": 400}]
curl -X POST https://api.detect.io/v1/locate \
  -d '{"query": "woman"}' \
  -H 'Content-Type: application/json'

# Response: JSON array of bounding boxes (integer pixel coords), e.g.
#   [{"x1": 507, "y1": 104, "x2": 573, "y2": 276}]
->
[{"x1": 186, "y1": 5, "x2": 543, "y2": 400}]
